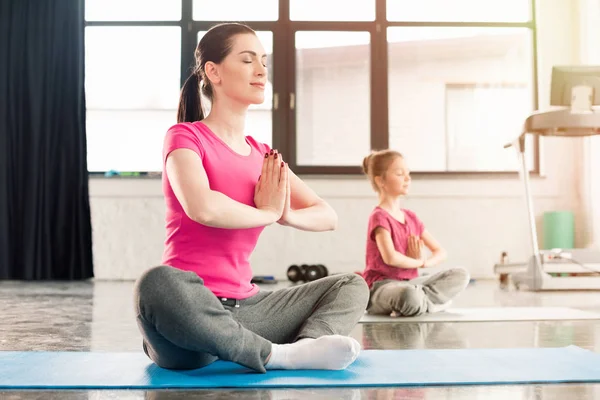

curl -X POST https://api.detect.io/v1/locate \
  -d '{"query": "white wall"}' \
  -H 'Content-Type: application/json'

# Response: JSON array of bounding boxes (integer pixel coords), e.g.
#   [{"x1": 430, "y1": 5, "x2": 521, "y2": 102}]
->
[{"x1": 89, "y1": 0, "x2": 584, "y2": 281}]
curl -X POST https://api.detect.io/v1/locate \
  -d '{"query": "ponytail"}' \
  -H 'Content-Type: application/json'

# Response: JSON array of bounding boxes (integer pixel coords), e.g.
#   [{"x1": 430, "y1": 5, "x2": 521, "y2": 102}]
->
[{"x1": 177, "y1": 73, "x2": 204, "y2": 123}]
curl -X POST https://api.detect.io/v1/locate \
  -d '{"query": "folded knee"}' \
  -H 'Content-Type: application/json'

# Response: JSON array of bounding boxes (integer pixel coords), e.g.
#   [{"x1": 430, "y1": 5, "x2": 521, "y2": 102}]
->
[
  {"x1": 449, "y1": 267, "x2": 471, "y2": 288},
  {"x1": 134, "y1": 265, "x2": 179, "y2": 312},
  {"x1": 344, "y1": 273, "x2": 370, "y2": 308},
  {"x1": 136, "y1": 265, "x2": 177, "y2": 293},
  {"x1": 392, "y1": 286, "x2": 426, "y2": 317}
]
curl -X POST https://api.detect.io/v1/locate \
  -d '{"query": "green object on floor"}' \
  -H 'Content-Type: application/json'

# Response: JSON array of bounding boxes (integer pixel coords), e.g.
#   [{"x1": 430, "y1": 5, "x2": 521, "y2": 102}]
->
[{"x1": 543, "y1": 211, "x2": 575, "y2": 249}]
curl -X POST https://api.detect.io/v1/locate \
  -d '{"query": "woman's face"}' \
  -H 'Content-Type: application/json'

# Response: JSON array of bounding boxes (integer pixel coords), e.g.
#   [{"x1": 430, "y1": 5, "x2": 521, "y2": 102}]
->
[{"x1": 208, "y1": 33, "x2": 268, "y2": 106}]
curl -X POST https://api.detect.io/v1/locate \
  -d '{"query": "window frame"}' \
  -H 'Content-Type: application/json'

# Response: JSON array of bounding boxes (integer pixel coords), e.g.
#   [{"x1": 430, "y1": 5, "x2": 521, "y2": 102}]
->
[{"x1": 84, "y1": 0, "x2": 539, "y2": 177}]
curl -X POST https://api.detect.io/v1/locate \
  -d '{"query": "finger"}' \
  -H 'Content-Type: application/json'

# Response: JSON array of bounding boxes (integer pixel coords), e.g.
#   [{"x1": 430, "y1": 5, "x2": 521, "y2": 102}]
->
[
  {"x1": 277, "y1": 154, "x2": 283, "y2": 184},
  {"x1": 272, "y1": 150, "x2": 281, "y2": 183},
  {"x1": 281, "y1": 161, "x2": 289, "y2": 190},
  {"x1": 259, "y1": 151, "x2": 269, "y2": 188},
  {"x1": 265, "y1": 149, "x2": 274, "y2": 183},
  {"x1": 278, "y1": 162, "x2": 287, "y2": 202},
  {"x1": 286, "y1": 163, "x2": 290, "y2": 191},
  {"x1": 287, "y1": 163, "x2": 291, "y2": 193},
  {"x1": 269, "y1": 149, "x2": 277, "y2": 183}
]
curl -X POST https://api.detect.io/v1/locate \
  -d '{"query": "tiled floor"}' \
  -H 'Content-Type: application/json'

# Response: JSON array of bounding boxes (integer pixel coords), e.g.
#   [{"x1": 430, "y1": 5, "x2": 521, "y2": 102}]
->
[{"x1": 1, "y1": 278, "x2": 600, "y2": 399}]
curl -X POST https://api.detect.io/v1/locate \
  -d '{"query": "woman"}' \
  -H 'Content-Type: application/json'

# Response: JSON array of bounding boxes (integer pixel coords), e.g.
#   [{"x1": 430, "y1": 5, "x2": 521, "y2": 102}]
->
[
  {"x1": 133, "y1": 22, "x2": 369, "y2": 374},
  {"x1": 361, "y1": 149, "x2": 470, "y2": 317}
]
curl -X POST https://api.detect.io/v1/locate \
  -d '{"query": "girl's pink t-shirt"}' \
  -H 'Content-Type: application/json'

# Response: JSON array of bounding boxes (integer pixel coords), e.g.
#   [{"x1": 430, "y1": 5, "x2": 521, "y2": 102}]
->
[
  {"x1": 363, "y1": 207, "x2": 425, "y2": 288},
  {"x1": 161, "y1": 121, "x2": 270, "y2": 299}
]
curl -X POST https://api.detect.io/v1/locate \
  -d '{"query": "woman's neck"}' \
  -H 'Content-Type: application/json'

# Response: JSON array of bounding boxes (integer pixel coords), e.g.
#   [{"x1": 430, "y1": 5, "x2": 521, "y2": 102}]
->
[{"x1": 202, "y1": 98, "x2": 248, "y2": 142}]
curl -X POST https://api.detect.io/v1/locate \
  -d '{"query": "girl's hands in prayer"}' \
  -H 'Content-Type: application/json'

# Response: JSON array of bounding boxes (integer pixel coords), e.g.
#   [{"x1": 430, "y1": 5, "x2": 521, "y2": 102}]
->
[{"x1": 406, "y1": 235, "x2": 425, "y2": 266}]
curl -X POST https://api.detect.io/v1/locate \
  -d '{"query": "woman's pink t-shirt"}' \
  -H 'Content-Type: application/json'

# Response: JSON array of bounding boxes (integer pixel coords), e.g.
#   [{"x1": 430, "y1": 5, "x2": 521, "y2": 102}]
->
[
  {"x1": 161, "y1": 121, "x2": 270, "y2": 299},
  {"x1": 363, "y1": 207, "x2": 425, "y2": 288}
]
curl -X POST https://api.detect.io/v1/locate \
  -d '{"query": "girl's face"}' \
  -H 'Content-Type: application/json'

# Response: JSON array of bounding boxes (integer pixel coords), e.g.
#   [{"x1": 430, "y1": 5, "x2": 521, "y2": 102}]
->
[
  {"x1": 380, "y1": 157, "x2": 411, "y2": 196},
  {"x1": 208, "y1": 33, "x2": 268, "y2": 106}
]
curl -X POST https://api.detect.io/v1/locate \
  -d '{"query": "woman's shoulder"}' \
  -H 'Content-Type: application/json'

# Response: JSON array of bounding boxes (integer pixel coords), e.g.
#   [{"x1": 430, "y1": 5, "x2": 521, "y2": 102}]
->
[
  {"x1": 162, "y1": 122, "x2": 204, "y2": 159},
  {"x1": 166, "y1": 121, "x2": 202, "y2": 138},
  {"x1": 165, "y1": 122, "x2": 221, "y2": 149}
]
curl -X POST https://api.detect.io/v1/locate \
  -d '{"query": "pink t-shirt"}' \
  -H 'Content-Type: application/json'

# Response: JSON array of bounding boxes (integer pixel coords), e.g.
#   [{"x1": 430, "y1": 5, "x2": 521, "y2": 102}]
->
[
  {"x1": 363, "y1": 207, "x2": 425, "y2": 288},
  {"x1": 161, "y1": 121, "x2": 270, "y2": 299}
]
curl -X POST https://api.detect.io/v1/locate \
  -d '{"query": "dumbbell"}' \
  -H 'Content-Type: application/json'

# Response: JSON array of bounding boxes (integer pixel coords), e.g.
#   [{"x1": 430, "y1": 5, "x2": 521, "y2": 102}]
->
[
  {"x1": 287, "y1": 264, "x2": 305, "y2": 283},
  {"x1": 312, "y1": 264, "x2": 328, "y2": 280},
  {"x1": 287, "y1": 264, "x2": 329, "y2": 282}
]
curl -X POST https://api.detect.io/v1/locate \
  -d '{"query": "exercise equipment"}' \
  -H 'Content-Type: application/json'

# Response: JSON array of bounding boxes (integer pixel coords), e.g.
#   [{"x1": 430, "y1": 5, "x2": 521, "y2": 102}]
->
[
  {"x1": 1, "y1": 346, "x2": 599, "y2": 388},
  {"x1": 543, "y1": 211, "x2": 575, "y2": 249},
  {"x1": 497, "y1": 65, "x2": 600, "y2": 291},
  {"x1": 250, "y1": 275, "x2": 277, "y2": 284},
  {"x1": 287, "y1": 264, "x2": 328, "y2": 283}
]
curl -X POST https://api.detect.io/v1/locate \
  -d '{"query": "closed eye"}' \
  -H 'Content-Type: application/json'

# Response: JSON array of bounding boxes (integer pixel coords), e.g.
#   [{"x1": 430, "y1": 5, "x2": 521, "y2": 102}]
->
[{"x1": 243, "y1": 60, "x2": 268, "y2": 68}]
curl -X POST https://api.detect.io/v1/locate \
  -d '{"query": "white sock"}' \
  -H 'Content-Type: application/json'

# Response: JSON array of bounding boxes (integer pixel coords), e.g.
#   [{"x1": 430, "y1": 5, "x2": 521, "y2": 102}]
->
[{"x1": 265, "y1": 335, "x2": 361, "y2": 370}]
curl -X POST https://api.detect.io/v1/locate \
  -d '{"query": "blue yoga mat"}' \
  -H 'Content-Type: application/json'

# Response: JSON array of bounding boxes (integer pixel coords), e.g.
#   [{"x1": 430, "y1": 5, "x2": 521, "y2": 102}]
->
[{"x1": 1, "y1": 346, "x2": 599, "y2": 389}]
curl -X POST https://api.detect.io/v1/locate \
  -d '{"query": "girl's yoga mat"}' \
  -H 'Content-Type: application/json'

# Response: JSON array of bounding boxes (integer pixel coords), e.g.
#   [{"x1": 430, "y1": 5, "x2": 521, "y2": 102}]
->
[
  {"x1": 1, "y1": 346, "x2": 600, "y2": 389},
  {"x1": 359, "y1": 307, "x2": 600, "y2": 323}
]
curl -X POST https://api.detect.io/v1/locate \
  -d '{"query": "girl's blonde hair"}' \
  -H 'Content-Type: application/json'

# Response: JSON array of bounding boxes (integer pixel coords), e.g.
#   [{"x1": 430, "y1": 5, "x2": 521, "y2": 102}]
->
[{"x1": 362, "y1": 149, "x2": 403, "y2": 192}]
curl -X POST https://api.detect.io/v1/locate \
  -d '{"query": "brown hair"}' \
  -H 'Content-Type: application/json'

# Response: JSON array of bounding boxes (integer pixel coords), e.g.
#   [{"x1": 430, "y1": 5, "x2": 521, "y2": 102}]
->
[
  {"x1": 362, "y1": 149, "x2": 403, "y2": 192},
  {"x1": 177, "y1": 22, "x2": 256, "y2": 123}
]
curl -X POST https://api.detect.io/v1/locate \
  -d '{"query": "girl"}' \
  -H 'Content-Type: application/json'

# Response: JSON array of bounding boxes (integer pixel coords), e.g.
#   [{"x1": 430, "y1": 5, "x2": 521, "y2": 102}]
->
[
  {"x1": 362, "y1": 150, "x2": 469, "y2": 317},
  {"x1": 133, "y1": 23, "x2": 369, "y2": 374}
]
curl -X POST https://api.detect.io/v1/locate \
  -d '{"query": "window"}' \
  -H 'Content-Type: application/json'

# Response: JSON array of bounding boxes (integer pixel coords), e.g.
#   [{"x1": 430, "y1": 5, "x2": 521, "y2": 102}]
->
[
  {"x1": 85, "y1": 27, "x2": 181, "y2": 173},
  {"x1": 295, "y1": 31, "x2": 371, "y2": 166},
  {"x1": 192, "y1": 0, "x2": 278, "y2": 21},
  {"x1": 387, "y1": 27, "x2": 535, "y2": 172},
  {"x1": 85, "y1": 0, "x2": 182, "y2": 21},
  {"x1": 445, "y1": 84, "x2": 534, "y2": 171},
  {"x1": 290, "y1": 0, "x2": 375, "y2": 21},
  {"x1": 85, "y1": 0, "x2": 538, "y2": 175},
  {"x1": 386, "y1": 0, "x2": 531, "y2": 22}
]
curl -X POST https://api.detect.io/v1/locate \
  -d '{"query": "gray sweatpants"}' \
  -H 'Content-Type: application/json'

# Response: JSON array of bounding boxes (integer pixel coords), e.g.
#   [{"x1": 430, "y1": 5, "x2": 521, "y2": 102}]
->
[
  {"x1": 133, "y1": 265, "x2": 370, "y2": 373},
  {"x1": 367, "y1": 267, "x2": 470, "y2": 317}
]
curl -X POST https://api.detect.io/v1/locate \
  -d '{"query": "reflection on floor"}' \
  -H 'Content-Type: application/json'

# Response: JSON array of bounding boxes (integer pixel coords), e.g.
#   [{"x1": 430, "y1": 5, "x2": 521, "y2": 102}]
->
[{"x1": 1, "y1": 278, "x2": 600, "y2": 399}]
